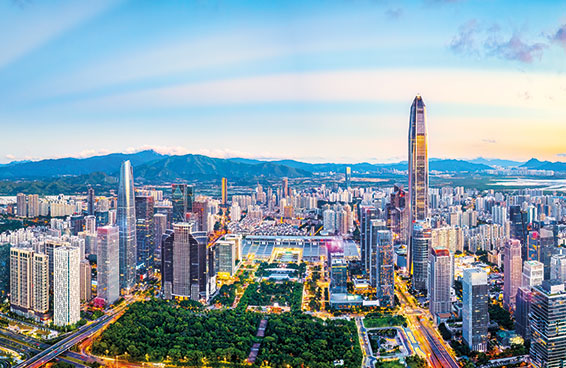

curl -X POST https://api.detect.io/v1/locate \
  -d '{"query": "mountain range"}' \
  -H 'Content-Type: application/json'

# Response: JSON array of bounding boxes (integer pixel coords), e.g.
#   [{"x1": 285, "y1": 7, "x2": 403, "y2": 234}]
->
[{"x1": 0, "y1": 151, "x2": 564, "y2": 183}]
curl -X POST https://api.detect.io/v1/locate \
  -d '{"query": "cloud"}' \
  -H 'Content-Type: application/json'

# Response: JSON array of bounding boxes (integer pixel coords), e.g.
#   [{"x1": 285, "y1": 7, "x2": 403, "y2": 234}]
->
[
  {"x1": 557, "y1": 153, "x2": 566, "y2": 157},
  {"x1": 385, "y1": 8, "x2": 402, "y2": 19},
  {"x1": 482, "y1": 139, "x2": 497, "y2": 144},
  {"x1": 5, "y1": 154, "x2": 16, "y2": 160},
  {"x1": 549, "y1": 24, "x2": 566, "y2": 50},
  {"x1": 450, "y1": 20, "x2": 480, "y2": 55},
  {"x1": 485, "y1": 33, "x2": 546, "y2": 63}
]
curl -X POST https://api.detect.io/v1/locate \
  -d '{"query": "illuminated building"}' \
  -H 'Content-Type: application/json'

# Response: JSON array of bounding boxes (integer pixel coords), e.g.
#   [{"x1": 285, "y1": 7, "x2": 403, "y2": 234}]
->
[
  {"x1": 411, "y1": 220, "x2": 431, "y2": 291},
  {"x1": 117, "y1": 160, "x2": 137, "y2": 292},
  {"x1": 463, "y1": 268, "x2": 489, "y2": 352},
  {"x1": 171, "y1": 184, "x2": 193, "y2": 223},
  {"x1": 87, "y1": 186, "x2": 95, "y2": 216},
  {"x1": 504, "y1": 239, "x2": 522, "y2": 310},
  {"x1": 53, "y1": 246, "x2": 80, "y2": 326},
  {"x1": 135, "y1": 195, "x2": 155, "y2": 276},
  {"x1": 345, "y1": 167, "x2": 351, "y2": 188},
  {"x1": 376, "y1": 230, "x2": 395, "y2": 307},
  {"x1": 429, "y1": 248, "x2": 451, "y2": 319},
  {"x1": 80, "y1": 260, "x2": 92, "y2": 302},
  {"x1": 408, "y1": 95, "x2": 429, "y2": 281},
  {"x1": 522, "y1": 260, "x2": 544, "y2": 288},
  {"x1": 97, "y1": 226, "x2": 120, "y2": 305},
  {"x1": 221, "y1": 177, "x2": 228, "y2": 205},
  {"x1": 161, "y1": 229, "x2": 174, "y2": 299}
]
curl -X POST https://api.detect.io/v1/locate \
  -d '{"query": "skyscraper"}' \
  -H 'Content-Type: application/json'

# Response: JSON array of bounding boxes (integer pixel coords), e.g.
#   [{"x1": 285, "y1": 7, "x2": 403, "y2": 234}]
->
[
  {"x1": 359, "y1": 205, "x2": 378, "y2": 277},
  {"x1": 408, "y1": 95, "x2": 429, "y2": 281},
  {"x1": 80, "y1": 260, "x2": 92, "y2": 302},
  {"x1": 117, "y1": 160, "x2": 137, "y2": 292},
  {"x1": 53, "y1": 246, "x2": 80, "y2": 326},
  {"x1": 153, "y1": 213, "x2": 168, "y2": 270},
  {"x1": 97, "y1": 226, "x2": 120, "y2": 305},
  {"x1": 550, "y1": 254, "x2": 566, "y2": 283},
  {"x1": 87, "y1": 186, "x2": 95, "y2": 216},
  {"x1": 135, "y1": 195, "x2": 155, "y2": 276},
  {"x1": 172, "y1": 184, "x2": 192, "y2": 223},
  {"x1": 504, "y1": 239, "x2": 522, "y2": 310},
  {"x1": 515, "y1": 286, "x2": 533, "y2": 340},
  {"x1": 462, "y1": 268, "x2": 489, "y2": 352},
  {"x1": 172, "y1": 222, "x2": 192, "y2": 298},
  {"x1": 522, "y1": 260, "x2": 544, "y2": 288},
  {"x1": 221, "y1": 178, "x2": 228, "y2": 206},
  {"x1": 344, "y1": 167, "x2": 351, "y2": 189},
  {"x1": 376, "y1": 230, "x2": 395, "y2": 307},
  {"x1": 161, "y1": 229, "x2": 175, "y2": 299},
  {"x1": 411, "y1": 220, "x2": 431, "y2": 291},
  {"x1": 9, "y1": 248, "x2": 49, "y2": 319},
  {"x1": 429, "y1": 248, "x2": 452, "y2": 319},
  {"x1": 529, "y1": 280, "x2": 566, "y2": 368}
]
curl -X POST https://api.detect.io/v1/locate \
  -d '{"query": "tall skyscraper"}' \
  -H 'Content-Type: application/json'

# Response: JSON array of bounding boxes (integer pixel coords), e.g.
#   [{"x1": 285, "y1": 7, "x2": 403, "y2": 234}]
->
[
  {"x1": 408, "y1": 95, "x2": 429, "y2": 281},
  {"x1": 344, "y1": 167, "x2": 351, "y2": 188},
  {"x1": 515, "y1": 286, "x2": 533, "y2": 340},
  {"x1": 53, "y1": 246, "x2": 80, "y2": 326},
  {"x1": 161, "y1": 229, "x2": 175, "y2": 299},
  {"x1": 282, "y1": 177, "x2": 289, "y2": 198},
  {"x1": 429, "y1": 248, "x2": 452, "y2": 319},
  {"x1": 80, "y1": 260, "x2": 92, "y2": 302},
  {"x1": 16, "y1": 193, "x2": 27, "y2": 218},
  {"x1": 9, "y1": 248, "x2": 49, "y2": 318},
  {"x1": 504, "y1": 239, "x2": 522, "y2": 310},
  {"x1": 368, "y1": 219, "x2": 387, "y2": 286},
  {"x1": 376, "y1": 230, "x2": 395, "y2": 307},
  {"x1": 117, "y1": 160, "x2": 137, "y2": 292},
  {"x1": 462, "y1": 268, "x2": 489, "y2": 352},
  {"x1": 221, "y1": 178, "x2": 228, "y2": 206},
  {"x1": 97, "y1": 226, "x2": 120, "y2": 305},
  {"x1": 330, "y1": 255, "x2": 348, "y2": 294},
  {"x1": 529, "y1": 280, "x2": 566, "y2": 368},
  {"x1": 87, "y1": 186, "x2": 95, "y2": 216},
  {"x1": 135, "y1": 195, "x2": 155, "y2": 276},
  {"x1": 411, "y1": 220, "x2": 431, "y2": 291},
  {"x1": 171, "y1": 184, "x2": 192, "y2": 223},
  {"x1": 172, "y1": 222, "x2": 193, "y2": 298},
  {"x1": 522, "y1": 260, "x2": 544, "y2": 288},
  {"x1": 359, "y1": 206, "x2": 378, "y2": 277},
  {"x1": 153, "y1": 213, "x2": 168, "y2": 270}
]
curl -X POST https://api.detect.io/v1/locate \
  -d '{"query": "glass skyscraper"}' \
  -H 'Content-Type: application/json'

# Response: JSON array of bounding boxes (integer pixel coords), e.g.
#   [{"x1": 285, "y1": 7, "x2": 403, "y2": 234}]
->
[
  {"x1": 408, "y1": 95, "x2": 429, "y2": 281},
  {"x1": 117, "y1": 160, "x2": 137, "y2": 292}
]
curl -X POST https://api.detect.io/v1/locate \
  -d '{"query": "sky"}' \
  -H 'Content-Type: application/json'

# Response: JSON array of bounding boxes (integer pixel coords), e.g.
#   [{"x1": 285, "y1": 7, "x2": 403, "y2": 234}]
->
[{"x1": 0, "y1": 0, "x2": 565, "y2": 164}]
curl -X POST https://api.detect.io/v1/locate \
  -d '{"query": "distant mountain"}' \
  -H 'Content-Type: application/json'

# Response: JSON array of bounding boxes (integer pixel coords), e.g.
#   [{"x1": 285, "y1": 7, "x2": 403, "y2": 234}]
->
[
  {"x1": 468, "y1": 157, "x2": 523, "y2": 167},
  {"x1": 0, "y1": 150, "x2": 164, "y2": 179},
  {"x1": 135, "y1": 154, "x2": 311, "y2": 182},
  {"x1": 521, "y1": 158, "x2": 566, "y2": 172},
  {"x1": 429, "y1": 159, "x2": 491, "y2": 172}
]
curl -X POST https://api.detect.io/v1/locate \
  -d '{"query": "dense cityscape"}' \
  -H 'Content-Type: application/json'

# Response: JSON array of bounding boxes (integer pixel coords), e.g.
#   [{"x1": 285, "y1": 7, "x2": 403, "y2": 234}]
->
[{"x1": 0, "y1": 94, "x2": 564, "y2": 368}]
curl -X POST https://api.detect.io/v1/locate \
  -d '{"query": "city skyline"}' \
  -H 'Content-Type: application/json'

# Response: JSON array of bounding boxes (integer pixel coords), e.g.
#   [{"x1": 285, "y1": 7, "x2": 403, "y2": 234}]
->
[{"x1": 1, "y1": 0, "x2": 566, "y2": 164}]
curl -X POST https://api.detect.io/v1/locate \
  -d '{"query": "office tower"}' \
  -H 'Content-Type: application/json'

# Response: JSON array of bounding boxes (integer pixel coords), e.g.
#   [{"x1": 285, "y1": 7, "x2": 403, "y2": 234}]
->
[
  {"x1": 368, "y1": 219, "x2": 387, "y2": 287},
  {"x1": 153, "y1": 213, "x2": 167, "y2": 269},
  {"x1": 225, "y1": 234, "x2": 242, "y2": 262},
  {"x1": 85, "y1": 215, "x2": 96, "y2": 234},
  {"x1": 161, "y1": 230, "x2": 175, "y2": 299},
  {"x1": 53, "y1": 246, "x2": 80, "y2": 326},
  {"x1": 515, "y1": 286, "x2": 533, "y2": 340},
  {"x1": 171, "y1": 184, "x2": 189, "y2": 223},
  {"x1": 376, "y1": 230, "x2": 395, "y2": 307},
  {"x1": 344, "y1": 167, "x2": 351, "y2": 189},
  {"x1": 462, "y1": 268, "x2": 489, "y2": 352},
  {"x1": 386, "y1": 185, "x2": 407, "y2": 244},
  {"x1": 190, "y1": 230, "x2": 210, "y2": 301},
  {"x1": 540, "y1": 229, "x2": 557, "y2": 280},
  {"x1": 408, "y1": 95, "x2": 429, "y2": 279},
  {"x1": 46, "y1": 239, "x2": 66, "y2": 289},
  {"x1": 550, "y1": 254, "x2": 566, "y2": 283},
  {"x1": 172, "y1": 222, "x2": 192, "y2": 298},
  {"x1": 80, "y1": 260, "x2": 92, "y2": 302},
  {"x1": 96, "y1": 226, "x2": 120, "y2": 305},
  {"x1": 522, "y1": 260, "x2": 544, "y2": 288},
  {"x1": 70, "y1": 215, "x2": 85, "y2": 236},
  {"x1": 191, "y1": 200, "x2": 209, "y2": 232},
  {"x1": 17, "y1": 193, "x2": 27, "y2": 218},
  {"x1": 135, "y1": 195, "x2": 155, "y2": 276},
  {"x1": 509, "y1": 205, "x2": 527, "y2": 258},
  {"x1": 411, "y1": 220, "x2": 431, "y2": 291},
  {"x1": 87, "y1": 186, "x2": 95, "y2": 216},
  {"x1": 282, "y1": 177, "x2": 289, "y2": 198},
  {"x1": 529, "y1": 280, "x2": 566, "y2": 368},
  {"x1": 429, "y1": 248, "x2": 452, "y2": 318},
  {"x1": 504, "y1": 239, "x2": 522, "y2": 310},
  {"x1": 215, "y1": 238, "x2": 237, "y2": 278},
  {"x1": 221, "y1": 178, "x2": 228, "y2": 205},
  {"x1": 330, "y1": 256, "x2": 348, "y2": 294},
  {"x1": 117, "y1": 160, "x2": 137, "y2": 292},
  {"x1": 359, "y1": 206, "x2": 378, "y2": 277}
]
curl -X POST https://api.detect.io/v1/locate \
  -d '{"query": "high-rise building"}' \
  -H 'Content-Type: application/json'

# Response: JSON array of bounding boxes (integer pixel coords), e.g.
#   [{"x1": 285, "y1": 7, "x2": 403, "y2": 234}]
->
[
  {"x1": 161, "y1": 229, "x2": 175, "y2": 300},
  {"x1": 504, "y1": 239, "x2": 522, "y2": 310},
  {"x1": 117, "y1": 160, "x2": 137, "y2": 292},
  {"x1": 171, "y1": 184, "x2": 191, "y2": 223},
  {"x1": 323, "y1": 209, "x2": 336, "y2": 233},
  {"x1": 215, "y1": 238, "x2": 238, "y2": 278},
  {"x1": 80, "y1": 260, "x2": 92, "y2": 302},
  {"x1": 522, "y1": 260, "x2": 544, "y2": 288},
  {"x1": 17, "y1": 193, "x2": 27, "y2": 218},
  {"x1": 359, "y1": 206, "x2": 378, "y2": 277},
  {"x1": 411, "y1": 220, "x2": 431, "y2": 291},
  {"x1": 330, "y1": 256, "x2": 348, "y2": 294},
  {"x1": 376, "y1": 230, "x2": 395, "y2": 307},
  {"x1": 53, "y1": 246, "x2": 80, "y2": 326},
  {"x1": 172, "y1": 222, "x2": 193, "y2": 298},
  {"x1": 368, "y1": 220, "x2": 387, "y2": 287},
  {"x1": 550, "y1": 254, "x2": 566, "y2": 283},
  {"x1": 153, "y1": 213, "x2": 167, "y2": 270},
  {"x1": 386, "y1": 185, "x2": 407, "y2": 244},
  {"x1": 344, "y1": 167, "x2": 351, "y2": 189},
  {"x1": 529, "y1": 280, "x2": 566, "y2": 368},
  {"x1": 9, "y1": 248, "x2": 49, "y2": 318},
  {"x1": 96, "y1": 226, "x2": 120, "y2": 305},
  {"x1": 135, "y1": 195, "x2": 155, "y2": 276},
  {"x1": 509, "y1": 206, "x2": 528, "y2": 258},
  {"x1": 462, "y1": 268, "x2": 489, "y2": 352},
  {"x1": 429, "y1": 248, "x2": 452, "y2": 319},
  {"x1": 87, "y1": 186, "x2": 95, "y2": 216},
  {"x1": 221, "y1": 178, "x2": 228, "y2": 206},
  {"x1": 515, "y1": 286, "x2": 533, "y2": 340},
  {"x1": 408, "y1": 95, "x2": 429, "y2": 281},
  {"x1": 282, "y1": 177, "x2": 289, "y2": 198},
  {"x1": 85, "y1": 215, "x2": 96, "y2": 234}
]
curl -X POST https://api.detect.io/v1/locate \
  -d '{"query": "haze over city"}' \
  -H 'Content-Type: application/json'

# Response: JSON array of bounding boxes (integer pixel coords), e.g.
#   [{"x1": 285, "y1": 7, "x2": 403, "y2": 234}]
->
[{"x1": 1, "y1": 0, "x2": 566, "y2": 163}]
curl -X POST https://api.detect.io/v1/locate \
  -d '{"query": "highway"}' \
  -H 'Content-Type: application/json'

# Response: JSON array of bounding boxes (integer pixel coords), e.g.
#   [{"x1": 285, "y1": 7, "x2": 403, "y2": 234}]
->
[
  {"x1": 14, "y1": 296, "x2": 135, "y2": 368},
  {"x1": 396, "y1": 278, "x2": 460, "y2": 368}
]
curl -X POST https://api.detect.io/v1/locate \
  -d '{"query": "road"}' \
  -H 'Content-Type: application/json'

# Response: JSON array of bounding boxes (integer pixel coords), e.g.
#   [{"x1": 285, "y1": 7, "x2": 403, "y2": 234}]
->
[
  {"x1": 396, "y1": 278, "x2": 460, "y2": 368},
  {"x1": 14, "y1": 295, "x2": 136, "y2": 368}
]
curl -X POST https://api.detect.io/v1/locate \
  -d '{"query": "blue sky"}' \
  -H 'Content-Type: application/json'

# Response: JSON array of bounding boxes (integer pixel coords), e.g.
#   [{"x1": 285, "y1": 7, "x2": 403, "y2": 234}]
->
[{"x1": 0, "y1": 0, "x2": 565, "y2": 163}]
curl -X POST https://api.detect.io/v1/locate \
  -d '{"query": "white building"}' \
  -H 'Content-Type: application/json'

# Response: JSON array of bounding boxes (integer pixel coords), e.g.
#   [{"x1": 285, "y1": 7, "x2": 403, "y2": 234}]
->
[{"x1": 54, "y1": 246, "x2": 80, "y2": 326}]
